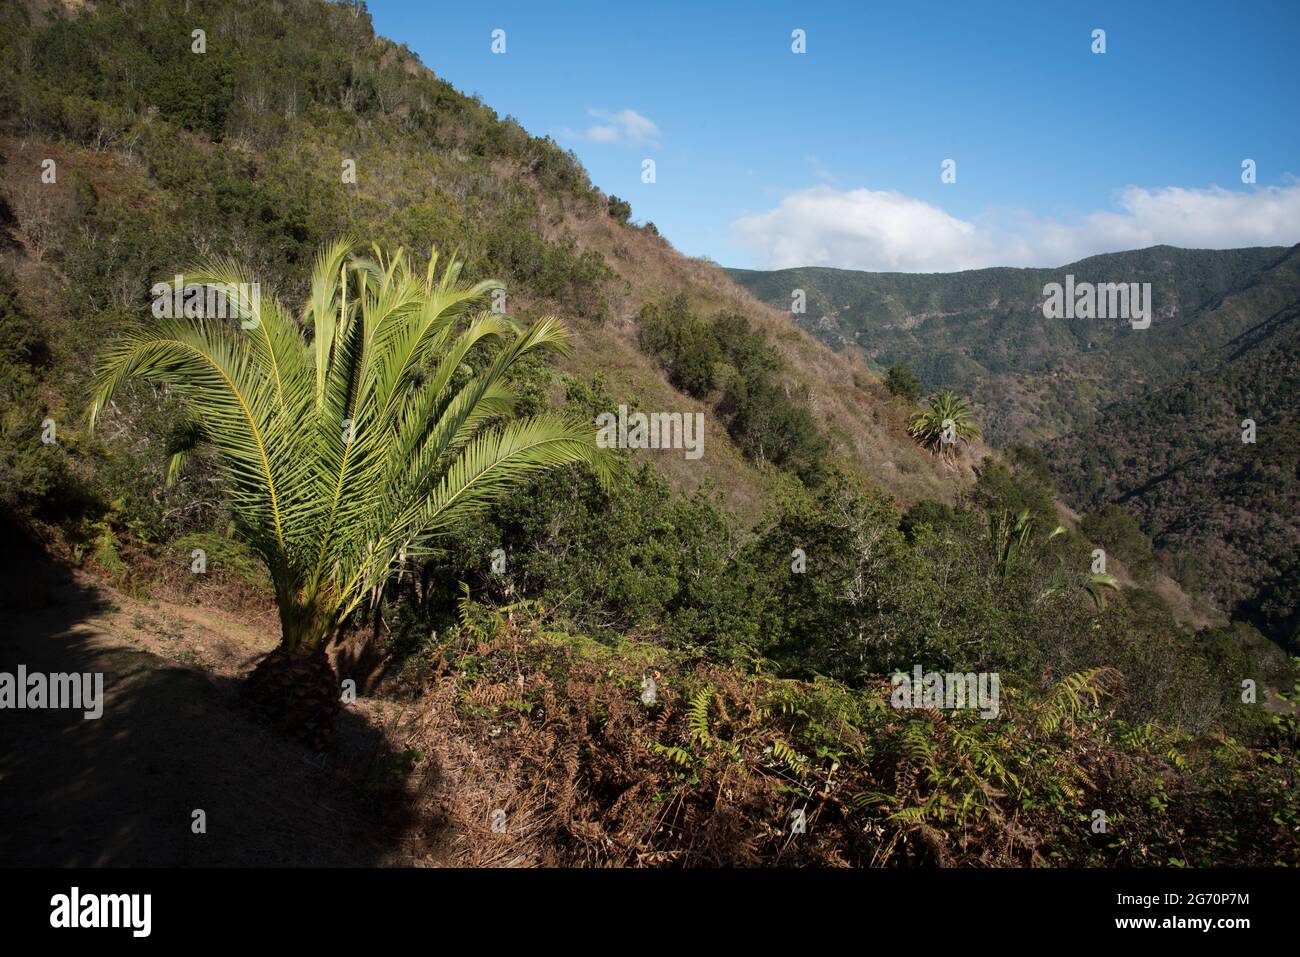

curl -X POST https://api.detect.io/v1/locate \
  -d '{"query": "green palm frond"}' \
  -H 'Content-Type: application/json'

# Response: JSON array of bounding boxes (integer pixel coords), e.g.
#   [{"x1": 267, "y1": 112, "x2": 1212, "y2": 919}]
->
[
  {"x1": 1084, "y1": 572, "x2": 1121, "y2": 609},
  {"x1": 989, "y1": 508, "x2": 1035, "y2": 580},
  {"x1": 89, "y1": 239, "x2": 612, "y2": 650},
  {"x1": 908, "y1": 391, "x2": 981, "y2": 459}
]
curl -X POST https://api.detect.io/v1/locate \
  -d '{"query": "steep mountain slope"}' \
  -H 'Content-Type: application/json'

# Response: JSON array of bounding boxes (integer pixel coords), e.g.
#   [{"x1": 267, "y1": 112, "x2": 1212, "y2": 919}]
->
[
  {"x1": 1048, "y1": 303, "x2": 1300, "y2": 648},
  {"x1": 733, "y1": 248, "x2": 1300, "y2": 647},
  {"x1": 2, "y1": 0, "x2": 1298, "y2": 873},
  {"x1": 730, "y1": 246, "x2": 1297, "y2": 444},
  {"x1": 0, "y1": 0, "x2": 965, "y2": 516}
]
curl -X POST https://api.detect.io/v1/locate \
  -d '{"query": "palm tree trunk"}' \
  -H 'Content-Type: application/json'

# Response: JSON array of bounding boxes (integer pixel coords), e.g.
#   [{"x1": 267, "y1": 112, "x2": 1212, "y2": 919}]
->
[
  {"x1": 245, "y1": 592, "x2": 342, "y2": 749},
  {"x1": 276, "y1": 592, "x2": 336, "y2": 652}
]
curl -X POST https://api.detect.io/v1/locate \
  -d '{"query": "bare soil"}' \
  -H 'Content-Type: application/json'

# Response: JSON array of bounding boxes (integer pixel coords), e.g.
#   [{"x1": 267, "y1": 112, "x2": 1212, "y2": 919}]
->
[{"x1": 0, "y1": 534, "x2": 425, "y2": 866}]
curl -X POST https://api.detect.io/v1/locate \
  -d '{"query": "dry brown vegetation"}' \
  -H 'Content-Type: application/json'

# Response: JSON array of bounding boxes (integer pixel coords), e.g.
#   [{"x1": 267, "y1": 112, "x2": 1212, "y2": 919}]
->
[{"x1": 548, "y1": 191, "x2": 978, "y2": 509}]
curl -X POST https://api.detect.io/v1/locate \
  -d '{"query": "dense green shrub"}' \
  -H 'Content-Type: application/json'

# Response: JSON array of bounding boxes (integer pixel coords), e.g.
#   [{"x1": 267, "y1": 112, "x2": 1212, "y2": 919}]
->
[
  {"x1": 606, "y1": 194, "x2": 632, "y2": 224},
  {"x1": 637, "y1": 295, "x2": 720, "y2": 397},
  {"x1": 1081, "y1": 504, "x2": 1158, "y2": 583},
  {"x1": 635, "y1": 299, "x2": 829, "y2": 482},
  {"x1": 967, "y1": 455, "x2": 1058, "y2": 529},
  {"x1": 885, "y1": 361, "x2": 922, "y2": 401}
]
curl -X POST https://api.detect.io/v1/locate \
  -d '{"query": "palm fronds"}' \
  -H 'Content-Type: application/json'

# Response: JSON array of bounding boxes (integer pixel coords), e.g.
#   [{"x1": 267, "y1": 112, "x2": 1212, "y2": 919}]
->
[
  {"x1": 908, "y1": 391, "x2": 981, "y2": 461},
  {"x1": 89, "y1": 239, "x2": 610, "y2": 649}
]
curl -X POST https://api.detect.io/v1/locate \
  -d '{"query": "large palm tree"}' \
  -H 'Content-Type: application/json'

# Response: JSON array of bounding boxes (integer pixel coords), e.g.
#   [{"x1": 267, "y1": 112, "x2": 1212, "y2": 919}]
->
[
  {"x1": 908, "y1": 391, "x2": 981, "y2": 463},
  {"x1": 89, "y1": 239, "x2": 609, "y2": 743}
]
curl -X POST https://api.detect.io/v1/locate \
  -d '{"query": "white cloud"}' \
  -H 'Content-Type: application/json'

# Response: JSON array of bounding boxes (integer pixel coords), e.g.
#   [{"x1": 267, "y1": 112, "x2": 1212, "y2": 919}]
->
[
  {"x1": 563, "y1": 108, "x2": 661, "y2": 148},
  {"x1": 731, "y1": 182, "x2": 1300, "y2": 272}
]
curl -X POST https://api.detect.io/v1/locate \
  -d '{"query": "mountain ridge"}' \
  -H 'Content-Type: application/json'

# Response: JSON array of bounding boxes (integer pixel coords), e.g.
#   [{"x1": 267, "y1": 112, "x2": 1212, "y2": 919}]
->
[{"x1": 732, "y1": 244, "x2": 1300, "y2": 647}]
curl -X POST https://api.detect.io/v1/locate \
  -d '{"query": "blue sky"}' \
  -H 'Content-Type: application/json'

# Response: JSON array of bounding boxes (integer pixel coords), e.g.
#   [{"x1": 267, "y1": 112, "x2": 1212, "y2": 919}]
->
[{"x1": 367, "y1": 0, "x2": 1300, "y2": 271}]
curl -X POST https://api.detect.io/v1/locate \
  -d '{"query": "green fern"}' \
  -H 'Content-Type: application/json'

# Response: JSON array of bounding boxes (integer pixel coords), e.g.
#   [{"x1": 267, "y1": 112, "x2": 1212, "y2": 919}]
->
[
  {"x1": 651, "y1": 743, "x2": 693, "y2": 767},
  {"x1": 770, "y1": 738, "x2": 811, "y2": 779},
  {"x1": 888, "y1": 804, "x2": 933, "y2": 824},
  {"x1": 687, "y1": 686, "x2": 713, "y2": 747},
  {"x1": 901, "y1": 720, "x2": 935, "y2": 765},
  {"x1": 1037, "y1": 667, "x2": 1117, "y2": 733},
  {"x1": 849, "y1": 790, "x2": 893, "y2": 811}
]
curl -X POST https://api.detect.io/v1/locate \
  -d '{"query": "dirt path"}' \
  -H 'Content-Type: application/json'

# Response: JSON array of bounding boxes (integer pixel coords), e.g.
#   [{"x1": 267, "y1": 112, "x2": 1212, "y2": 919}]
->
[{"x1": 0, "y1": 542, "x2": 420, "y2": 866}]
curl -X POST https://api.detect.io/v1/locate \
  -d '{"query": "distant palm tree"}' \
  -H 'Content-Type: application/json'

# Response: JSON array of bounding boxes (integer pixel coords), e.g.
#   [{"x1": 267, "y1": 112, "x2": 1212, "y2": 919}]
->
[
  {"x1": 991, "y1": 510, "x2": 1118, "y2": 607},
  {"x1": 89, "y1": 239, "x2": 609, "y2": 744},
  {"x1": 908, "y1": 391, "x2": 981, "y2": 462},
  {"x1": 988, "y1": 508, "x2": 1036, "y2": 580},
  {"x1": 1082, "y1": 572, "x2": 1121, "y2": 610}
]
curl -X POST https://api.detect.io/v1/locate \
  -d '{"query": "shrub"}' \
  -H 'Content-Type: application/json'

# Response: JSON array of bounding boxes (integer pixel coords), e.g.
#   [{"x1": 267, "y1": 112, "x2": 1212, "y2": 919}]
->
[
  {"x1": 606, "y1": 194, "x2": 632, "y2": 224},
  {"x1": 1081, "y1": 504, "x2": 1158, "y2": 583},
  {"x1": 885, "y1": 362, "x2": 922, "y2": 401}
]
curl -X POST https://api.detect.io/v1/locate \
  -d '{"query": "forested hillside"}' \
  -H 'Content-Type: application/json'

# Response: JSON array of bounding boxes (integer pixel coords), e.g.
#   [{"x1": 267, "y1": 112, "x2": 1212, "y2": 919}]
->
[
  {"x1": 1049, "y1": 302, "x2": 1300, "y2": 648},
  {"x1": 730, "y1": 246, "x2": 1297, "y2": 443},
  {"x1": 0, "y1": 0, "x2": 962, "y2": 519},
  {"x1": 733, "y1": 246, "x2": 1300, "y2": 650}
]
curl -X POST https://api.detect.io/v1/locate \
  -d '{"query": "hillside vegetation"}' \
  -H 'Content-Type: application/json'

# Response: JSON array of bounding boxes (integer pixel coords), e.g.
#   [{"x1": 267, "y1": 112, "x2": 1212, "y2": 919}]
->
[
  {"x1": 733, "y1": 247, "x2": 1300, "y2": 651},
  {"x1": 1049, "y1": 304, "x2": 1300, "y2": 645},
  {"x1": 0, "y1": 0, "x2": 964, "y2": 517},
  {"x1": 730, "y1": 246, "x2": 1297, "y2": 443}
]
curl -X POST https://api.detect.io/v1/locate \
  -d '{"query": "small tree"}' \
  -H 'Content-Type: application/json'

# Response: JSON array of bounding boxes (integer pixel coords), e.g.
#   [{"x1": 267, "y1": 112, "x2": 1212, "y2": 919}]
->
[
  {"x1": 637, "y1": 295, "x2": 720, "y2": 398},
  {"x1": 908, "y1": 391, "x2": 981, "y2": 463},
  {"x1": 885, "y1": 362, "x2": 922, "y2": 402},
  {"x1": 606, "y1": 194, "x2": 632, "y2": 224},
  {"x1": 89, "y1": 239, "x2": 610, "y2": 745}
]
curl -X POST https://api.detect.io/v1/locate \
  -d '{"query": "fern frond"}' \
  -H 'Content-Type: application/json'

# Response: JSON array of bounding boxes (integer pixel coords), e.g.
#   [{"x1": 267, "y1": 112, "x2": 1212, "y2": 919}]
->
[
  {"x1": 687, "y1": 687, "x2": 713, "y2": 747},
  {"x1": 1037, "y1": 667, "x2": 1119, "y2": 733},
  {"x1": 770, "y1": 738, "x2": 811, "y2": 779}
]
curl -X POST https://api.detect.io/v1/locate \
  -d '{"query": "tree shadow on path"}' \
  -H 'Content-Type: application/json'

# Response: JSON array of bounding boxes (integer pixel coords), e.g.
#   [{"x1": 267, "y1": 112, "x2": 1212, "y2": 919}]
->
[{"x1": 0, "y1": 523, "x2": 427, "y2": 866}]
